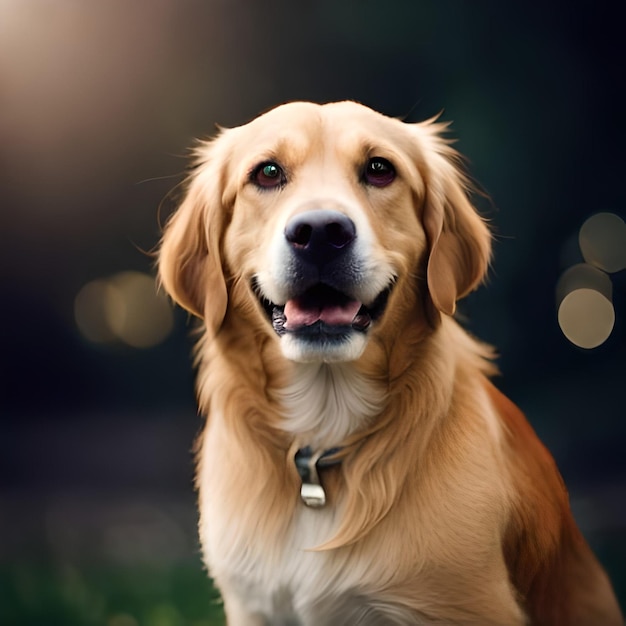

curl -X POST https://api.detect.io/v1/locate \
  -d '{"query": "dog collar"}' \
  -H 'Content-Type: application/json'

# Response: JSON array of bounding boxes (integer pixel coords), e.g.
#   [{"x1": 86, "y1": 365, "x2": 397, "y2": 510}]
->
[{"x1": 294, "y1": 446, "x2": 343, "y2": 508}]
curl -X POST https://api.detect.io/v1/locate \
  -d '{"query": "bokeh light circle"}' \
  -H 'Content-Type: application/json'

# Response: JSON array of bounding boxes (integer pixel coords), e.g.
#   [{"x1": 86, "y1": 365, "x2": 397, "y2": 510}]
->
[
  {"x1": 556, "y1": 263, "x2": 613, "y2": 307},
  {"x1": 74, "y1": 271, "x2": 173, "y2": 348},
  {"x1": 579, "y1": 212, "x2": 626, "y2": 273},
  {"x1": 105, "y1": 272, "x2": 173, "y2": 348},
  {"x1": 557, "y1": 288, "x2": 615, "y2": 349},
  {"x1": 74, "y1": 279, "x2": 120, "y2": 344}
]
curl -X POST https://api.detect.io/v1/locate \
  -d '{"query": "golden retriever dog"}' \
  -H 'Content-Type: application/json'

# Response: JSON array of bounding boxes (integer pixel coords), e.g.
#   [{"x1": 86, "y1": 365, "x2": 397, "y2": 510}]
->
[{"x1": 158, "y1": 101, "x2": 623, "y2": 625}]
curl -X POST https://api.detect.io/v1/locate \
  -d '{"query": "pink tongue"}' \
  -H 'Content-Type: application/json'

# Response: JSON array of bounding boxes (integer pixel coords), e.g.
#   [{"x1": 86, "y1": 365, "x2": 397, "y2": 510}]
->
[{"x1": 284, "y1": 299, "x2": 362, "y2": 329}]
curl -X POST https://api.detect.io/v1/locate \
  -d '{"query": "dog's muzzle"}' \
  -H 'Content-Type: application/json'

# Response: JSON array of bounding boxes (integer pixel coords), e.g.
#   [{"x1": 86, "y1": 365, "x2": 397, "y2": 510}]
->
[{"x1": 254, "y1": 208, "x2": 393, "y2": 356}]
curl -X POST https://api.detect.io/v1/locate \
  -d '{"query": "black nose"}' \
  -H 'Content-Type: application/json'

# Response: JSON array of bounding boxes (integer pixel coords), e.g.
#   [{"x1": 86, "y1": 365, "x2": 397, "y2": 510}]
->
[{"x1": 285, "y1": 209, "x2": 356, "y2": 266}]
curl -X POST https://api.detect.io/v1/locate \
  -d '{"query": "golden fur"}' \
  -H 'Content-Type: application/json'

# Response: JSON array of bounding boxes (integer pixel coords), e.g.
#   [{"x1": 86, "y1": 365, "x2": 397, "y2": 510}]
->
[{"x1": 158, "y1": 101, "x2": 623, "y2": 625}]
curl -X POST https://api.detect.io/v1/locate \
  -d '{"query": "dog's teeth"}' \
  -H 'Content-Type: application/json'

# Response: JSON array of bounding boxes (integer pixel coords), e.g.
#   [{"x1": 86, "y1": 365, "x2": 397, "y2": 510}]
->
[
  {"x1": 352, "y1": 310, "x2": 371, "y2": 330},
  {"x1": 272, "y1": 307, "x2": 287, "y2": 333}
]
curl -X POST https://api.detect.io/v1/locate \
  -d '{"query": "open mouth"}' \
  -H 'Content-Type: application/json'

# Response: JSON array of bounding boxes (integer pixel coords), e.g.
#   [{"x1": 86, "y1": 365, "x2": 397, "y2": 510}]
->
[{"x1": 255, "y1": 282, "x2": 392, "y2": 337}]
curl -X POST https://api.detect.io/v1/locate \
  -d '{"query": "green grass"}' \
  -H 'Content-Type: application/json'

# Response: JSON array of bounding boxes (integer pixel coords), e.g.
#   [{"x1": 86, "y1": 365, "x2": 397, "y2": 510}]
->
[
  {"x1": 3, "y1": 542, "x2": 623, "y2": 625},
  {"x1": 1, "y1": 561, "x2": 225, "y2": 626}
]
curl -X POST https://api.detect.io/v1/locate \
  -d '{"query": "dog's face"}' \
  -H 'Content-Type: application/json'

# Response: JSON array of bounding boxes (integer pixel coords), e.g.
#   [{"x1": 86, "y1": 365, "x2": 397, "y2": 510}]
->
[{"x1": 159, "y1": 101, "x2": 491, "y2": 363}]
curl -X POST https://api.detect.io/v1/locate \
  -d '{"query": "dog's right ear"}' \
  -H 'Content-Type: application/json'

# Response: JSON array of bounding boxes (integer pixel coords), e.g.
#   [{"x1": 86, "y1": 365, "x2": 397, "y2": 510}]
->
[{"x1": 158, "y1": 135, "x2": 231, "y2": 335}]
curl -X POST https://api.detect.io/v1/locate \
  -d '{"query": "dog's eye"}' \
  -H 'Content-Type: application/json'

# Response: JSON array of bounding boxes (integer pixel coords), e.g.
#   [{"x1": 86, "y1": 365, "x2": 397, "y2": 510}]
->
[
  {"x1": 251, "y1": 161, "x2": 286, "y2": 189},
  {"x1": 364, "y1": 157, "x2": 396, "y2": 187}
]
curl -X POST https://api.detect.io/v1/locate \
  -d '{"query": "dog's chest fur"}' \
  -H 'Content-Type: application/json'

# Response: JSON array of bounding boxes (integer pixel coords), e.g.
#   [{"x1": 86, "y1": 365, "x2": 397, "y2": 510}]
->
[
  {"x1": 201, "y1": 474, "x2": 426, "y2": 624},
  {"x1": 197, "y1": 361, "x2": 524, "y2": 624},
  {"x1": 199, "y1": 364, "x2": 391, "y2": 619}
]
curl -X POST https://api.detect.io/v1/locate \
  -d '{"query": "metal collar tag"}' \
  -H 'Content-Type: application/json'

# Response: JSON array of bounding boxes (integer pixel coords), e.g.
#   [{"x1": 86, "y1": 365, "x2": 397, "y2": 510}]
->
[
  {"x1": 294, "y1": 446, "x2": 342, "y2": 508},
  {"x1": 300, "y1": 482, "x2": 326, "y2": 508}
]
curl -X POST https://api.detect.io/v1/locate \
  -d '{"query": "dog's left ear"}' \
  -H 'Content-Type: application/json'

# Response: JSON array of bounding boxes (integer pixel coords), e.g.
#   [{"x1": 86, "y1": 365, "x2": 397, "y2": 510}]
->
[{"x1": 414, "y1": 123, "x2": 492, "y2": 317}]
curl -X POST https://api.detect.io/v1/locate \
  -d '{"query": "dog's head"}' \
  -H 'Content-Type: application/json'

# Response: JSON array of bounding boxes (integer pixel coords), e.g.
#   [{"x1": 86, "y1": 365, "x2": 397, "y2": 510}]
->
[{"x1": 159, "y1": 101, "x2": 491, "y2": 363}]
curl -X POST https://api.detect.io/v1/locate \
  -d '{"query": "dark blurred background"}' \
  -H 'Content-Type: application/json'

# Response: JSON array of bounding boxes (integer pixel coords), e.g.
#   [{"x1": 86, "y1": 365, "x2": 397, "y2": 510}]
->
[{"x1": 1, "y1": 1, "x2": 625, "y2": 624}]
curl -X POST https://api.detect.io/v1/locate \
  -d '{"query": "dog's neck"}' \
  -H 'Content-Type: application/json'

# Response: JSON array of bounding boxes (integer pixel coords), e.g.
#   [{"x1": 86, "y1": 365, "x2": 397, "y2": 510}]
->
[{"x1": 278, "y1": 362, "x2": 385, "y2": 450}]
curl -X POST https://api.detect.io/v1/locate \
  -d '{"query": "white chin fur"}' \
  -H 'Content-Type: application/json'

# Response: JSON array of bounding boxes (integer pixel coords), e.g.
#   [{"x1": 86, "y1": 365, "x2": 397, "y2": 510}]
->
[
  {"x1": 279, "y1": 332, "x2": 368, "y2": 363},
  {"x1": 279, "y1": 361, "x2": 385, "y2": 448}
]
